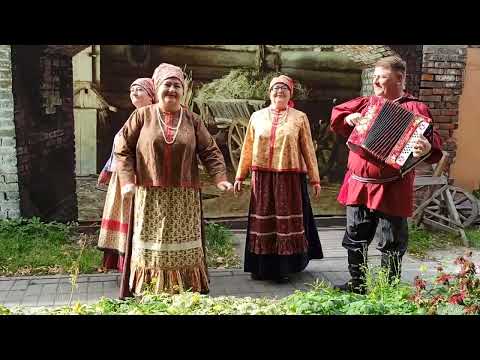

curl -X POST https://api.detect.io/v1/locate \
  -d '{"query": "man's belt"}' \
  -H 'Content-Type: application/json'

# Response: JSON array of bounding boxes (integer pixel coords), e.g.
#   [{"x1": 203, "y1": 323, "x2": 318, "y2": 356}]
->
[{"x1": 351, "y1": 173, "x2": 400, "y2": 184}]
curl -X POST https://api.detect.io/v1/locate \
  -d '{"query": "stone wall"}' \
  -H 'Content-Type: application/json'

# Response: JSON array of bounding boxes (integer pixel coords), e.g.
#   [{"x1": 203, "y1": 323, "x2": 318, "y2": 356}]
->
[{"x1": 0, "y1": 45, "x2": 20, "y2": 219}]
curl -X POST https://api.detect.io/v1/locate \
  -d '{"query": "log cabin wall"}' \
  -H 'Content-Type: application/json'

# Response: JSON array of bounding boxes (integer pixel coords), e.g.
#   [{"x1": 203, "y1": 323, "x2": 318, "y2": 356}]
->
[
  {"x1": 99, "y1": 45, "x2": 363, "y2": 173},
  {"x1": 101, "y1": 45, "x2": 362, "y2": 108}
]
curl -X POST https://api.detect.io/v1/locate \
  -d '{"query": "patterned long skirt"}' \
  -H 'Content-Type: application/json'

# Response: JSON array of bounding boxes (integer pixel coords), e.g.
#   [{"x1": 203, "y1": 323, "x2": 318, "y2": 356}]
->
[
  {"x1": 244, "y1": 171, "x2": 323, "y2": 279},
  {"x1": 128, "y1": 186, "x2": 209, "y2": 295},
  {"x1": 97, "y1": 171, "x2": 133, "y2": 272}
]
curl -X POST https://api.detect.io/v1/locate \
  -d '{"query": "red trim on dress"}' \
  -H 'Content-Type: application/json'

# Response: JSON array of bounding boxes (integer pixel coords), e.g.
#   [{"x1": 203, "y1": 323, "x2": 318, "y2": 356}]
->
[{"x1": 100, "y1": 219, "x2": 129, "y2": 234}]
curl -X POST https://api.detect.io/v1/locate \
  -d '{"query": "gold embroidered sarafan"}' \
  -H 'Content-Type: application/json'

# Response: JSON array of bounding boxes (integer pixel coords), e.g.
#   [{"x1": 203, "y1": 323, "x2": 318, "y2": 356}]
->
[{"x1": 235, "y1": 108, "x2": 320, "y2": 185}]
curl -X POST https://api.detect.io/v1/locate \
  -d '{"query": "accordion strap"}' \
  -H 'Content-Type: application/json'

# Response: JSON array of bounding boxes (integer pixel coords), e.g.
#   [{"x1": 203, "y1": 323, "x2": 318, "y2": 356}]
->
[{"x1": 351, "y1": 173, "x2": 400, "y2": 184}]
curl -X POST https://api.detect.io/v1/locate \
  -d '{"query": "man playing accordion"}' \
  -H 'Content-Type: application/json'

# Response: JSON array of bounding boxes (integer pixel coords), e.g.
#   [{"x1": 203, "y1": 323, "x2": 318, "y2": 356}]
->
[{"x1": 330, "y1": 56, "x2": 443, "y2": 294}]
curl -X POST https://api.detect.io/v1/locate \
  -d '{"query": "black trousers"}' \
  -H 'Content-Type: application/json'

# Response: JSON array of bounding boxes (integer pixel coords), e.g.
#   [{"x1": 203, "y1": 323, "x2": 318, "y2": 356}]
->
[{"x1": 342, "y1": 205, "x2": 408, "y2": 281}]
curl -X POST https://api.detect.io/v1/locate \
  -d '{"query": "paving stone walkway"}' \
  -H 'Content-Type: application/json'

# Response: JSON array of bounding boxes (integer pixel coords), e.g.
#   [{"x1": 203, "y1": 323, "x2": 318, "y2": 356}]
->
[{"x1": 0, "y1": 228, "x2": 449, "y2": 310}]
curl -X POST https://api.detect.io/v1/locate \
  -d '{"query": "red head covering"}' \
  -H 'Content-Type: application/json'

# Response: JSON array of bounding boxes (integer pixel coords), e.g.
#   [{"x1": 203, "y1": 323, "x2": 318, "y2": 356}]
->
[
  {"x1": 130, "y1": 78, "x2": 156, "y2": 103},
  {"x1": 269, "y1": 75, "x2": 294, "y2": 96},
  {"x1": 152, "y1": 63, "x2": 185, "y2": 91},
  {"x1": 269, "y1": 74, "x2": 295, "y2": 108}
]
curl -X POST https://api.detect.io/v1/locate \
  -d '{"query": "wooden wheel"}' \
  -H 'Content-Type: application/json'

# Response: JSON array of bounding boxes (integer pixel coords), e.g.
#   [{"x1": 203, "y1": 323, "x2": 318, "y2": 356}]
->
[
  {"x1": 314, "y1": 121, "x2": 336, "y2": 177},
  {"x1": 228, "y1": 117, "x2": 249, "y2": 171},
  {"x1": 420, "y1": 185, "x2": 479, "y2": 229},
  {"x1": 448, "y1": 186, "x2": 479, "y2": 227}
]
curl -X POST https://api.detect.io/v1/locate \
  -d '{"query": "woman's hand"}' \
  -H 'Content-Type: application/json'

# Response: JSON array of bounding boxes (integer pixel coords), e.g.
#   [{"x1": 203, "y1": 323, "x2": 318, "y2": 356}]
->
[
  {"x1": 312, "y1": 184, "x2": 321, "y2": 198},
  {"x1": 216, "y1": 180, "x2": 233, "y2": 192},
  {"x1": 121, "y1": 183, "x2": 136, "y2": 197},
  {"x1": 233, "y1": 180, "x2": 243, "y2": 195}
]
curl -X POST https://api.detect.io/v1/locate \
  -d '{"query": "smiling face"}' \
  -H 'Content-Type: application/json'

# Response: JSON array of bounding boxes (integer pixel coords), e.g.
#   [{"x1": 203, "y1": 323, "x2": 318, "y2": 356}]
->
[
  {"x1": 269, "y1": 83, "x2": 291, "y2": 110},
  {"x1": 130, "y1": 85, "x2": 153, "y2": 109},
  {"x1": 372, "y1": 65, "x2": 404, "y2": 100},
  {"x1": 156, "y1": 77, "x2": 184, "y2": 111}
]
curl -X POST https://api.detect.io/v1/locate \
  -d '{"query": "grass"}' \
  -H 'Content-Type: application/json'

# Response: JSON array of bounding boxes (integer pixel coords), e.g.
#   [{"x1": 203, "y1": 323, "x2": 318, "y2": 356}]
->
[
  {"x1": 204, "y1": 222, "x2": 241, "y2": 268},
  {"x1": 0, "y1": 218, "x2": 240, "y2": 277},
  {"x1": 408, "y1": 225, "x2": 465, "y2": 259},
  {"x1": 466, "y1": 229, "x2": 480, "y2": 249},
  {"x1": 0, "y1": 218, "x2": 102, "y2": 277}
]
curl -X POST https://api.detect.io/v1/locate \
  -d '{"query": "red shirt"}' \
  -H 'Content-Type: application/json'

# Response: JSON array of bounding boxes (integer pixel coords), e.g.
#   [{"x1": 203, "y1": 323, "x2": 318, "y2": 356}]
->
[{"x1": 330, "y1": 94, "x2": 443, "y2": 217}]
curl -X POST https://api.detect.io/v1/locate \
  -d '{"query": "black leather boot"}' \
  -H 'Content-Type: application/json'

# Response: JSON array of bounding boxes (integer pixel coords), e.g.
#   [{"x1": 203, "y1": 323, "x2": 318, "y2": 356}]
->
[{"x1": 335, "y1": 249, "x2": 367, "y2": 295}]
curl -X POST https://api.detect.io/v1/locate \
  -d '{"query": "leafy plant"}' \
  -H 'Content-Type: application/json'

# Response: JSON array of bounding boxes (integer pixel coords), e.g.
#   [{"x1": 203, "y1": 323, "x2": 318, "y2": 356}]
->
[
  {"x1": 472, "y1": 187, "x2": 480, "y2": 200},
  {"x1": 0, "y1": 305, "x2": 11, "y2": 315},
  {"x1": 411, "y1": 253, "x2": 480, "y2": 315}
]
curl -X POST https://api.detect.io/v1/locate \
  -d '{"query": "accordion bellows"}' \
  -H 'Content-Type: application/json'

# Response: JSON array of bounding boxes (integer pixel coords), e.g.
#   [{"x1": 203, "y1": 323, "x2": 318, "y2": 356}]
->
[{"x1": 347, "y1": 96, "x2": 432, "y2": 176}]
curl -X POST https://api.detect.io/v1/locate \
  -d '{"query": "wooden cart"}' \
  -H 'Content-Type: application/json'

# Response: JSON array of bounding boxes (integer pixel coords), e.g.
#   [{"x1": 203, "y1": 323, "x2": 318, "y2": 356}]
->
[
  {"x1": 413, "y1": 151, "x2": 479, "y2": 246},
  {"x1": 194, "y1": 98, "x2": 340, "y2": 176},
  {"x1": 194, "y1": 98, "x2": 266, "y2": 170}
]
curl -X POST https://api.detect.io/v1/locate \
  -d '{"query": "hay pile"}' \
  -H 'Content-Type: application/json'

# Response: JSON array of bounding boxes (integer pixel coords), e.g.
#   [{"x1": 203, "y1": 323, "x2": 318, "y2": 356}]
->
[{"x1": 195, "y1": 69, "x2": 309, "y2": 102}]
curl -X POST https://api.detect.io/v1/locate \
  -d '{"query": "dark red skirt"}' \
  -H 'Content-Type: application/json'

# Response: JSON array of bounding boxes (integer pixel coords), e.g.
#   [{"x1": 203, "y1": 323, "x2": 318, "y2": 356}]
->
[{"x1": 244, "y1": 171, "x2": 323, "y2": 279}]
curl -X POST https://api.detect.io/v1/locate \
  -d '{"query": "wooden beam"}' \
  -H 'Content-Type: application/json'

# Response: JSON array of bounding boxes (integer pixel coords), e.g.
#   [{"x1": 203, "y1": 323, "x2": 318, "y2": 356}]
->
[
  {"x1": 423, "y1": 218, "x2": 461, "y2": 235},
  {"x1": 281, "y1": 50, "x2": 363, "y2": 71},
  {"x1": 414, "y1": 175, "x2": 448, "y2": 186}
]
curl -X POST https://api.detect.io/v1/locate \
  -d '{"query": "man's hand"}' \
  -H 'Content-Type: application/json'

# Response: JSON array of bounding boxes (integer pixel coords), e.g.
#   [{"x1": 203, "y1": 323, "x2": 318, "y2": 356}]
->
[
  {"x1": 312, "y1": 184, "x2": 321, "y2": 198},
  {"x1": 413, "y1": 135, "x2": 432, "y2": 158},
  {"x1": 345, "y1": 113, "x2": 363, "y2": 127}
]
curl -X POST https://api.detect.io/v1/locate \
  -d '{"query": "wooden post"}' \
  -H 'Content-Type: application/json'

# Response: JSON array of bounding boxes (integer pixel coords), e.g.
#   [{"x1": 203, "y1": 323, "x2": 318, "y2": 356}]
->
[{"x1": 256, "y1": 45, "x2": 265, "y2": 73}]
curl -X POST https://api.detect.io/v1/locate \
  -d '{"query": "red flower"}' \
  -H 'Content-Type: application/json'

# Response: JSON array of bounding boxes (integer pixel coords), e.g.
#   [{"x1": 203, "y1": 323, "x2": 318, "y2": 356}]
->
[
  {"x1": 448, "y1": 293, "x2": 465, "y2": 305},
  {"x1": 435, "y1": 273, "x2": 454, "y2": 285},
  {"x1": 414, "y1": 276, "x2": 427, "y2": 290}
]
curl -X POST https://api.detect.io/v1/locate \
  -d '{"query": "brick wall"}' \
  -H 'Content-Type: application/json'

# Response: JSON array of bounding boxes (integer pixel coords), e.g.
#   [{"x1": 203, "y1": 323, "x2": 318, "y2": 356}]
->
[
  {"x1": 419, "y1": 45, "x2": 468, "y2": 165},
  {"x1": 346, "y1": 45, "x2": 470, "y2": 170},
  {"x1": 359, "y1": 46, "x2": 423, "y2": 97},
  {"x1": 11, "y1": 45, "x2": 77, "y2": 222},
  {"x1": 0, "y1": 45, "x2": 20, "y2": 219}
]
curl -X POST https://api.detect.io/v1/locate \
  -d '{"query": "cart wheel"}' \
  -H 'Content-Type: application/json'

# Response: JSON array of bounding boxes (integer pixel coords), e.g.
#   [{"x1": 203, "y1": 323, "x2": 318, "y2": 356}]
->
[
  {"x1": 421, "y1": 185, "x2": 479, "y2": 228},
  {"x1": 315, "y1": 122, "x2": 337, "y2": 177},
  {"x1": 228, "y1": 117, "x2": 249, "y2": 171},
  {"x1": 448, "y1": 186, "x2": 479, "y2": 227}
]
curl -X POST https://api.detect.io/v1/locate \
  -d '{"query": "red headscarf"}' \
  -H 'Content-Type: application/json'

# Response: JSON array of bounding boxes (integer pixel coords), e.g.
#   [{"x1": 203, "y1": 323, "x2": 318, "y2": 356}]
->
[
  {"x1": 130, "y1": 78, "x2": 156, "y2": 103},
  {"x1": 152, "y1": 63, "x2": 185, "y2": 91},
  {"x1": 269, "y1": 74, "x2": 295, "y2": 108}
]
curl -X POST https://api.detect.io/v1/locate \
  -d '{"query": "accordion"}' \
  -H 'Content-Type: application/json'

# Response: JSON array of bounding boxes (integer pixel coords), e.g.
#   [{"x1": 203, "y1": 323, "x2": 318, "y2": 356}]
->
[{"x1": 346, "y1": 96, "x2": 433, "y2": 176}]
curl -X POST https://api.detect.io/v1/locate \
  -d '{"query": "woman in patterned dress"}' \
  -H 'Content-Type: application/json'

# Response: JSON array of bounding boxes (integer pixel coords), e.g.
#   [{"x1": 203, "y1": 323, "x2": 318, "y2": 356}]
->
[
  {"x1": 115, "y1": 63, "x2": 232, "y2": 295},
  {"x1": 234, "y1": 75, "x2": 323, "y2": 283},
  {"x1": 97, "y1": 78, "x2": 156, "y2": 278}
]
